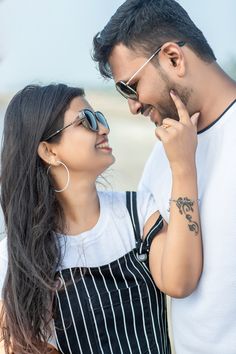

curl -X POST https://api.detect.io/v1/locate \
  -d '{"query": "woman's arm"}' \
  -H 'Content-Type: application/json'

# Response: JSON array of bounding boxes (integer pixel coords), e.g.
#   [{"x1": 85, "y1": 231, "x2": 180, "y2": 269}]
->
[{"x1": 145, "y1": 92, "x2": 202, "y2": 298}]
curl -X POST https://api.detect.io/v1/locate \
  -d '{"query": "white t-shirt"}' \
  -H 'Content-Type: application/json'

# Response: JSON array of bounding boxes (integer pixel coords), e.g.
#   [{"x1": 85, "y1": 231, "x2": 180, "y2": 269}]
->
[
  {"x1": 0, "y1": 190, "x2": 157, "y2": 348},
  {"x1": 139, "y1": 99, "x2": 236, "y2": 354}
]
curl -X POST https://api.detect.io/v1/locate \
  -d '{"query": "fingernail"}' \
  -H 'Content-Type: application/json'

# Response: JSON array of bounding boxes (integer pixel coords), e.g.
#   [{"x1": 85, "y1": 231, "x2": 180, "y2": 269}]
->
[{"x1": 170, "y1": 89, "x2": 176, "y2": 96}]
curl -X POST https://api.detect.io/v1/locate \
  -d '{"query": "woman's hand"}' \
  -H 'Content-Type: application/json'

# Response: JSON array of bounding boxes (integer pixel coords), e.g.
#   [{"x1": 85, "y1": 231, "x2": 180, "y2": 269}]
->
[{"x1": 155, "y1": 90, "x2": 200, "y2": 173}]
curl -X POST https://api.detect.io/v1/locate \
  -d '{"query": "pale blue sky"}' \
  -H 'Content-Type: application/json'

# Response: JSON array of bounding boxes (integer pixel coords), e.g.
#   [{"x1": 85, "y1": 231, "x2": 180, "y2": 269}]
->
[{"x1": 0, "y1": 0, "x2": 235, "y2": 93}]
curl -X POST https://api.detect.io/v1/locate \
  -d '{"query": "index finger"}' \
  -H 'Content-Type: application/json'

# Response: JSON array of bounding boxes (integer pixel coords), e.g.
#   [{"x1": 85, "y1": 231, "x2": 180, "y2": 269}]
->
[{"x1": 170, "y1": 90, "x2": 191, "y2": 124}]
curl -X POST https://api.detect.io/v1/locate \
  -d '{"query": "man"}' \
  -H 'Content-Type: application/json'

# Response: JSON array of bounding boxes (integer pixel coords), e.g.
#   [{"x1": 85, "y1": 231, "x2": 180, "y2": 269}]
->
[{"x1": 93, "y1": 0, "x2": 236, "y2": 353}]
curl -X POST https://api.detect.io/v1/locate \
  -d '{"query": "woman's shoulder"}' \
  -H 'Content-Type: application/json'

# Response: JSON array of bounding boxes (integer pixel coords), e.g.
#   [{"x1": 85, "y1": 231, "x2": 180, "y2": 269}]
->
[
  {"x1": 98, "y1": 191, "x2": 129, "y2": 221},
  {"x1": 98, "y1": 190, "x2": 157, "y2": 211},
  {"x1": 98, "y1": 190, "x2": 126, "y2": 206},
  {"x1": 98, "y1": 189, "x2": 154, "y2": 201}
]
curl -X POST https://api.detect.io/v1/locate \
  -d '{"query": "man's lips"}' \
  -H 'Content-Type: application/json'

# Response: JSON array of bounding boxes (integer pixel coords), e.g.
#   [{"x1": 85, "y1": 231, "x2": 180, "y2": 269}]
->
[
  {"x1": 141, "y1": 104, "x2": 152, "y2": 116},
  {"x1": 142, "y1": 106, "x2": 152, "y2": 117},
  {"x1": 142, "y1": 106, "x2": 160, "y2": 125}
]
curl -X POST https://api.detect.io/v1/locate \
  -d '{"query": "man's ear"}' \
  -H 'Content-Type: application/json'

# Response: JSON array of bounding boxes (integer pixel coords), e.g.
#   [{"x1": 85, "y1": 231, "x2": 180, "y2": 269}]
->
[
  {"x1": 37, "y1": 141, "x2": 58, "y2": 166},
  {"x1": 160, "y1": 42, "x2": 186, "y2": 77}
]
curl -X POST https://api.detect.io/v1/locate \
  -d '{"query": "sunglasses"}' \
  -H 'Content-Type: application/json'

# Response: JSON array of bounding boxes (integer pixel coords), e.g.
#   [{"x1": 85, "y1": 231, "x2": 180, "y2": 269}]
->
[
  {"x1": 44, "y1": 109, "x2": 109, "y2": 141},
  {"x1": 116, "y1": 41, "x2": 186, "y2": 101}
]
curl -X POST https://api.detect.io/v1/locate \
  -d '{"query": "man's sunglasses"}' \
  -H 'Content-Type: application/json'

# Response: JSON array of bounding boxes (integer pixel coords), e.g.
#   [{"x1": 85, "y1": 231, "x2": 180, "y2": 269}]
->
[
  {"x1": 116, "y1": 41, "x2": 186, "y2": 101},
  {"x1": 44, "y1": 109, "x2": 109, "y2": 141}
]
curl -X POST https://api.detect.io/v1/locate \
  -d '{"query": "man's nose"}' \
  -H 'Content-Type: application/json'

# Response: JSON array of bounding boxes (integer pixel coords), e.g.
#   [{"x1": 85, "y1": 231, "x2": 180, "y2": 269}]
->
[{"x1": 127, "y1": 98, "x2": 143, "y2": 115}]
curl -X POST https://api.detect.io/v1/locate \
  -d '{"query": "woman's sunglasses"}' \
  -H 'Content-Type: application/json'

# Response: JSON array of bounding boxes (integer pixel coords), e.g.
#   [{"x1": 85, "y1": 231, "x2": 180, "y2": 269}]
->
[{"x1": 44, "y1": 109, "x2": 109, "y2": 141}]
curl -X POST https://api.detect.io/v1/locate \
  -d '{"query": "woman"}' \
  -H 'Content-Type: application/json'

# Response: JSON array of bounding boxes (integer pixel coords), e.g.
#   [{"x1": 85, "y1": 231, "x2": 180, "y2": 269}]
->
[{"x1": 0, "y1": 84, "x2": 202, "y2": 353}]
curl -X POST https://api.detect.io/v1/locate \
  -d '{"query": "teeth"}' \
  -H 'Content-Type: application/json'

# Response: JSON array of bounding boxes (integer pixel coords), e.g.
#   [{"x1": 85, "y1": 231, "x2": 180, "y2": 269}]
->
[
  {"x1": 149, "y1": 107, "x2": 154, "y2": 116},
  {"x1": 97, "y1": 142, "x2": 110, "y2": 149}
]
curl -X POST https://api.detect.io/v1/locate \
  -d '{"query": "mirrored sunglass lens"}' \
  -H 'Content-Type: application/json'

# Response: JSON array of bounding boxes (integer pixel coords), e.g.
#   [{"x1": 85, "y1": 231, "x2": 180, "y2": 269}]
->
[
  {"x1": 96, "y1": 112, "x2": 109, "y2": 130},
  {"x1": 84, "y1": 110, "x2": 98, "y2": 131},
  {"x1": 116, "y1": 82, "x2": 130, "y2": 96},
  {"x1": 116, "y1": 82, "x2": 137, "y2": 100}
]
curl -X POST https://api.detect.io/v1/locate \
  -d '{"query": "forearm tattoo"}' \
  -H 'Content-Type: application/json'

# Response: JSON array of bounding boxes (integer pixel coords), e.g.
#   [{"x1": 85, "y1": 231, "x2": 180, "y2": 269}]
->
[{"x1": 170, "y1": 197, "x2": 200, "y2": 235}]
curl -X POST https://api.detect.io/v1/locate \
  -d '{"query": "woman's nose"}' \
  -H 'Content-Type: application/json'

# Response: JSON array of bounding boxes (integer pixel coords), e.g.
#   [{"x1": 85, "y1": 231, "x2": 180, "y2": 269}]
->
[
  {"x1": 97, "y1": 122, "x2": 110, "y2": 135},
  {"x1": 128, "y1": 98, "x2": 143, "y2": 115}
]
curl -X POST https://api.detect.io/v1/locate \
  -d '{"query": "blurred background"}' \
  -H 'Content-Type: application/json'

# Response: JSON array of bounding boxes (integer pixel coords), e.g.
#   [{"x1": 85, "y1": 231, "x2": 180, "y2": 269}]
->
[
  {"x1": 0, "y1": 0, "x2": 235, "y2": 232},
  {"x1": 0, "y1": 2, "x2": 235, "y2": 351}
]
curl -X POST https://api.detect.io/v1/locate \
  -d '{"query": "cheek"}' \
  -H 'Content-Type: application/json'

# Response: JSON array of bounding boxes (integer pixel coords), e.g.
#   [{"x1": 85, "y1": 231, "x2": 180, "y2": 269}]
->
[
  {"x1": 138, "y1": 83, "x2": 157, "y2": 103},
  {"x1": 138, "y1": 73, "x2": 164, "y2": 104},
  {"x1": 56, "y1": 130, "x2": 114, "y2": 174},
  {"x1": 57, "y1": 133, "x2": 95, "y2": 164}
]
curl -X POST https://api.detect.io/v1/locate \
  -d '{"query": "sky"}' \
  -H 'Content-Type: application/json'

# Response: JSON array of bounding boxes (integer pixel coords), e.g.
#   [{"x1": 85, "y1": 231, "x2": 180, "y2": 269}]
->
[{"x1": 0, "y1": 0, "x2": 235, "y2": 93}]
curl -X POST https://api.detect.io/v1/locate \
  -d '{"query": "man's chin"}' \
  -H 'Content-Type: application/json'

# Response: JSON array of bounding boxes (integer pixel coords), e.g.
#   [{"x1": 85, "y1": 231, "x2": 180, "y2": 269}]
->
[{"x1": 159, "y1": 109, "x2": 180, "y2": 122}]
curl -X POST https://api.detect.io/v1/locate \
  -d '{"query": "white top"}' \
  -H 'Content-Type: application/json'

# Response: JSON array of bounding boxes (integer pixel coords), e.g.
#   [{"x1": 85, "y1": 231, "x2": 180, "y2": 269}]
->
[
  {"x1": 139, "y1": 99, "x2": 236, "y2": 354},
  {"x1": 0, "y1": 190, "x2": 157, "y2": 347},
  {"x1": 57, "y1": 190, "x2": 157, "y2": 269}
]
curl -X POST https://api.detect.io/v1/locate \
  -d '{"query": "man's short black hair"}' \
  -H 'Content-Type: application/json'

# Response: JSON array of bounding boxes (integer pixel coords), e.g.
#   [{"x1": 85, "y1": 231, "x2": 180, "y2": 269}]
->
[{"x1": 93, "y1": 0, "x2": 216, "y2": 78}]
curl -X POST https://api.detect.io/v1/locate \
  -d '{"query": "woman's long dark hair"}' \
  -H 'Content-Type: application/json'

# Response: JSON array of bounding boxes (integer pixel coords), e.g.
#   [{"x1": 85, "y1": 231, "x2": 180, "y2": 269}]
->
[{"x1": 0, "y1": 84, "x2": 84, "y2": 353}]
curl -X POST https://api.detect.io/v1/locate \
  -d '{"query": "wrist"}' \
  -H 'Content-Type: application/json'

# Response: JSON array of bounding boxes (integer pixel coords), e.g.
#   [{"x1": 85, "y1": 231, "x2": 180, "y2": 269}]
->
[{"x1": 171, "y1": 163, "x2": 197, "y2": 178}]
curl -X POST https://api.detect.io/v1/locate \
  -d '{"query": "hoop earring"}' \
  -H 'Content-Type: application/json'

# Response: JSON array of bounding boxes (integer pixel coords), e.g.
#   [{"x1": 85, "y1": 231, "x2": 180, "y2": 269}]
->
[{"x1": 47, "y1": 161, "x2": 70, "y2": 193}]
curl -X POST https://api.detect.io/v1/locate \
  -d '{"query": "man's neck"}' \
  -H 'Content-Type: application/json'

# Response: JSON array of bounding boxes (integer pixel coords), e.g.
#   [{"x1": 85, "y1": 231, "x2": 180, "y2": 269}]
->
[{"x1": 195, "y1": 63, "x2": 236, "y2": 132}]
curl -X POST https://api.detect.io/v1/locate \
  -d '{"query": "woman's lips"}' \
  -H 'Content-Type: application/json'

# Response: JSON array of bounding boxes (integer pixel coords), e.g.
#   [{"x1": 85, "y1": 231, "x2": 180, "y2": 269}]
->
[{"x1": 96, "y1": 139, "x2": 112, "y2": 152}]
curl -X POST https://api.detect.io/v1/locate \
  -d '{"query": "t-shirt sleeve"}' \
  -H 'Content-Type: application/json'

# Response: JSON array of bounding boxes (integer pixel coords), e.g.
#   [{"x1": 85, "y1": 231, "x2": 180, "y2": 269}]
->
[
  {"x1": 0, "y1": 237, "x2": 8, "y2": 300},
  {"x1": 136, "y1": 191, "x2": 159, "y2": 232}
]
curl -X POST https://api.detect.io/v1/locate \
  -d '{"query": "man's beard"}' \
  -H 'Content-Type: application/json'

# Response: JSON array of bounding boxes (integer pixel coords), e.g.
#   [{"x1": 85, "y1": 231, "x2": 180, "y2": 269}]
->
[
  {"x1": 155, "y1": 69, "x2": 192, "y2": 122},
  {"x1": 157, "y1": 86, "x2": 191, "y2": 121}
]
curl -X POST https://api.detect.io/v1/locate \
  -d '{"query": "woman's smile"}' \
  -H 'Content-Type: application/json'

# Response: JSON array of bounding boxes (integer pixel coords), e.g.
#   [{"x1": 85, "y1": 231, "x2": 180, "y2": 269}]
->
[{"x1": 95, "y1": 138, "x2": 113, "y2": 153}]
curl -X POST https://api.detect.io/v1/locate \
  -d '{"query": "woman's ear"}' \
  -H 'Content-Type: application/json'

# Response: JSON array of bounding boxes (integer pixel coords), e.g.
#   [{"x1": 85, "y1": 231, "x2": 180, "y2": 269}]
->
[{"x1": 37, "y1": 141, "x2": 58, "y2": 166}]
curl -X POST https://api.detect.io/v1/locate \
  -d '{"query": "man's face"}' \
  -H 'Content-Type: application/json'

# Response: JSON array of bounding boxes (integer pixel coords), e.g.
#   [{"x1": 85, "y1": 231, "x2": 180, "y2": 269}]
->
[{"x1": 109, "y1": 43, "x2": 191, "y2": 126}]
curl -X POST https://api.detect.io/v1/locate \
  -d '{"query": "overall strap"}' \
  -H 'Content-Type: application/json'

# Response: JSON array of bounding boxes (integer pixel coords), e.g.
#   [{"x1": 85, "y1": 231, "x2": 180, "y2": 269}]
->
[
  {"x1": 126, "y1": 191, "x2": 142, "y2": 246},
  {"x1": 139, "y1": 214, "x2": 163, "y2": 255},
  {"x1": 126, "y1": 191, "x2": 164, "y2": 262}
]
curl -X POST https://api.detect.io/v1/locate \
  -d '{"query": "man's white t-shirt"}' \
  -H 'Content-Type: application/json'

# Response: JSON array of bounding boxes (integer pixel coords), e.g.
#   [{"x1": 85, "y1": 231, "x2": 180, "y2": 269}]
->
[{"x1": 139, "y1": 99, "x2": 236, "y2": 354}]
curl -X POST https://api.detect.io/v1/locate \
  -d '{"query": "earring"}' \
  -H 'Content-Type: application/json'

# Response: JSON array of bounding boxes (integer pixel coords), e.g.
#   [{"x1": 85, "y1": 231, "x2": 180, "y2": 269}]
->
[{"x1": 47, "y1": 160, "x2": 70, "y2": 193}]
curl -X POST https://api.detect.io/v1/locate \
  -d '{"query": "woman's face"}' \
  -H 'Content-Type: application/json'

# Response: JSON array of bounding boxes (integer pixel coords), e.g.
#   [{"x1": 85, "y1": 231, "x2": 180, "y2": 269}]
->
[{"x1": 52, "y1": 96, "x2": 115, "y2": 179}]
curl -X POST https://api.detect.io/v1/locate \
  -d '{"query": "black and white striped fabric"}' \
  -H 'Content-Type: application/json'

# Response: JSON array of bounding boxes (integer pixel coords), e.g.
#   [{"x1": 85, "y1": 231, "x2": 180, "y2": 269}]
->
[{"x1": 53, "y1": 192, "x2": 171, "y2": 354}]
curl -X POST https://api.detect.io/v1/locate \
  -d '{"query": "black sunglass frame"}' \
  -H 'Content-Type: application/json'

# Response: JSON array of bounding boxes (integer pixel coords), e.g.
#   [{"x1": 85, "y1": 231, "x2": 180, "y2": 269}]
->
[
  {"x1": 116, "y1": 41, "x2": 186, "y2": 101},
  {"x1": 43, "y1": 109, "x2": 109, "y2": 141}
]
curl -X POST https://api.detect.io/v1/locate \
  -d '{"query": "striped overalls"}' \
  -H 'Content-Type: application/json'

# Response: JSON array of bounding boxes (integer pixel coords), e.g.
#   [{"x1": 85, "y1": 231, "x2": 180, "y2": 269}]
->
[{"x1": 53, "y1": 192, "x2": 171, "y2": 353}]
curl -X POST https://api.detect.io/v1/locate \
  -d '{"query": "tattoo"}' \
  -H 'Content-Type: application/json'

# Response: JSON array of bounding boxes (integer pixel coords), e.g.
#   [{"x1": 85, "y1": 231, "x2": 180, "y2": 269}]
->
[{"x1": 174, "y1": 197, "x2": 199, "y2": 235}]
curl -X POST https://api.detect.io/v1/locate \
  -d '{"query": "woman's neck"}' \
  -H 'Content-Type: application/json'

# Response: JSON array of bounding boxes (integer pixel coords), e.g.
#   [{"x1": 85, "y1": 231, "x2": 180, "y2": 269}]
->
[{"x1": 57, "y1": 179, "x2": 100, "y2": 236}]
